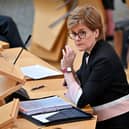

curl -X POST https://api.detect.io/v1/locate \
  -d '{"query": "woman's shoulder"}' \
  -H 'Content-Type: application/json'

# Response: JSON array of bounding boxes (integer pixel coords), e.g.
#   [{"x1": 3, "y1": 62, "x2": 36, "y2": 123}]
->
[
  {"x1": 91, "y1": 40, "x2": 119, "y2": 64},
  {"x1": 92, "y1": 40, "x2": 114, "y2": 56}
]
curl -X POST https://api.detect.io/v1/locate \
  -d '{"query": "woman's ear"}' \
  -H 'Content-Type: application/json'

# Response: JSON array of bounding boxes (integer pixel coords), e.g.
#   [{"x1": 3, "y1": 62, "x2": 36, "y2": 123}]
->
[{"x1": 95, "y1": 29, "x2": 99, "y2": 39}]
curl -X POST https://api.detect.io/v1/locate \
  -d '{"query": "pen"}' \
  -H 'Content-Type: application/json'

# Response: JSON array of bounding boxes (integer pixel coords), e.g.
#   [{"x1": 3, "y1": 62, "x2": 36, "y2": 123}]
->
[{"x1": 31, "y1": 85, "x2": 45, "y2": 91}]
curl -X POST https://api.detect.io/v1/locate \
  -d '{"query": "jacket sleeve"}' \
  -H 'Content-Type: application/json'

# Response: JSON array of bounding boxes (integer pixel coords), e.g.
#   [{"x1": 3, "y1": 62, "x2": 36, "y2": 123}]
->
[{"x1": 77, "y1": 58, "x2": 113, "y2": 108}]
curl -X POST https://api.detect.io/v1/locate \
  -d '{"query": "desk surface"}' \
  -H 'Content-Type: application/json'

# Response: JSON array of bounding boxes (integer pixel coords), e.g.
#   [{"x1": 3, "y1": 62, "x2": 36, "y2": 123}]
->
[
  {"x1": 14, "y1": 117, "x2": 97, "y2": 129},
  {"x1": 2, "y1": 48, "x2": 60, "y2": 71},
  {"x1": 1, "y1": 48, "x2": 97, "y2": 129}
]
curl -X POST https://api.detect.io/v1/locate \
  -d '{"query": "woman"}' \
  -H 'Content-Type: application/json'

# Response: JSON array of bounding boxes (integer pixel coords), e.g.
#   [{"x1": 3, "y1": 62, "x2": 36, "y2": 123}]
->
[{"x1": 61, "y1": 5, "x2": 129, "y2": 129}]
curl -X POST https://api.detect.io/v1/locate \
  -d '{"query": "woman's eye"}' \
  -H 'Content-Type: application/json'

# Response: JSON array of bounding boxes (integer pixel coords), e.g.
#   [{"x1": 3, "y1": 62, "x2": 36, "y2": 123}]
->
[{"x1": 79, "y1": 31, "x2": 86, "y2": 36}]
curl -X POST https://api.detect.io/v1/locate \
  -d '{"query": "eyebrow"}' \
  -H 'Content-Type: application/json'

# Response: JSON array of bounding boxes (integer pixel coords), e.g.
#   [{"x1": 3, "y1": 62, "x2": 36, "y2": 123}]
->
[{"x1": 71, "y1": 29, "x2": 87, "y2": 33}]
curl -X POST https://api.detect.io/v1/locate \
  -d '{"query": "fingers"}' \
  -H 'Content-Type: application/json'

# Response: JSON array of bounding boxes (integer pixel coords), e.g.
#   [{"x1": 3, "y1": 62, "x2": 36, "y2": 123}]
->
[
  {"x1": 65, "y1": 45, "x2": 72, "y2": 54},
  {"x1": 63, "y1": 45, "x2": 74, "y2": 57},
  {"x1": 62, "y1": 45, "x2": 70, "y2": 59},
  {"x1": 62, "y1": 49, "x2": 65, "y2": 57},
  {"x1": 61, "y1": 45, "x2": 76, "y2": 68}
]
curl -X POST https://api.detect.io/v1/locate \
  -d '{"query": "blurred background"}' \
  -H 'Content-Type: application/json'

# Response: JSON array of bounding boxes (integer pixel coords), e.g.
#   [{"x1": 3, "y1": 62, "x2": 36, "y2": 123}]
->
[{"x1": 0, "y1": 0, "x2": 129, "y2": 71}]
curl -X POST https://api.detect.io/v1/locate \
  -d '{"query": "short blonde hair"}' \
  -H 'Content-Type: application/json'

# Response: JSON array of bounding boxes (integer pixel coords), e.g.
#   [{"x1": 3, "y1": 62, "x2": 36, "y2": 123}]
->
[{"x1": 67, "y1": 5, "x2": 105, "y2": 40}]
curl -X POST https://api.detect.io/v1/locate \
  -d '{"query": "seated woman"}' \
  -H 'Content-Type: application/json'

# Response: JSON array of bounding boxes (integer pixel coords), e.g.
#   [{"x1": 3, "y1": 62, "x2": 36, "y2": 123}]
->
[
  {"x1": 0, "y1": 15, "x2": 24, "y2": 48},
  {"x1": 61, "y1": 5, "x2": 129, "y2": 129}
]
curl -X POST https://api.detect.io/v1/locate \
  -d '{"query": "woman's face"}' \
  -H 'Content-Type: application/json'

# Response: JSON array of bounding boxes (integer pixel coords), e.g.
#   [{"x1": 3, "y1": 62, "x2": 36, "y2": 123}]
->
[{"x1": 69, "y1": 24, "x2": 99, "y2": 53}]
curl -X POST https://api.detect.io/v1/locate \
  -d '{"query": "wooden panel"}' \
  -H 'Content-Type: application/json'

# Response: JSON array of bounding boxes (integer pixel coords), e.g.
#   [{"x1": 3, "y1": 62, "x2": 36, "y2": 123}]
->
[
  {"x1": 32, "y1": 0, "x2": 67, "y2": 51},
  {"x1": 0, "y1": 99, "x2": 19, "y2": 129},
  {"x1": 0, "y1": 77, "x2": 20, "y2": 104},
  {"x1": 29, "y1": 21, "x2": 67, "y2": 61},
  {"x1": 0, "y1": 57, "x2": 25, "y2": 83},
  {"x1": 0, "y1": 41, "x2": 9, "y2": 49}
]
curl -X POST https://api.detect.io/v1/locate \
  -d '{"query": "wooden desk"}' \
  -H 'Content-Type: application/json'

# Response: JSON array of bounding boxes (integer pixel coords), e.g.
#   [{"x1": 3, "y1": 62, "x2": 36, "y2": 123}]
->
[
  {"x1": 22, "y1": 77, "x2": 93, "y2": 113},
  {"x1": 1, "y1": 48, "x2": 60, "y2": 71},
  {"x1": 23, "y1": 78, "x2": 66, "y2": 99},
  {"x1": 1, "y1": 48, "x2": 97, "y2": 129},
  {"x1": 18, "y1": 78, "x2": 97, "y2": 129},
  {"x1": 14, "y1": 116, "x2": 97, "y2": 129},
  {"x1": 0, "y1": 48, "x2": 25, "y2": 105},
  {"x1": 0, "y1": 78, "x2": 19, "y2": 105},
  {"x1": 0, "y1": 99, "x2": 19, "y2": 129}
]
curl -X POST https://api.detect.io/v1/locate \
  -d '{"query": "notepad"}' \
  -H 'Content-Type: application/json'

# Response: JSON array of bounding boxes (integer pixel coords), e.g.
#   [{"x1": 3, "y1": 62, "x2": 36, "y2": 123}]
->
[
  {"x1": 32, "y1": 108, "x2": 91, "y2": 124},
  {"x1": 20, "y1": 96, "x2": 72, "y2": 115},
  {"x1": 21, "y1": 106, "x2": 93, "y2": 126},
  {"x1": 21, "y1": 64, "x2": 62, "y2": 79}
]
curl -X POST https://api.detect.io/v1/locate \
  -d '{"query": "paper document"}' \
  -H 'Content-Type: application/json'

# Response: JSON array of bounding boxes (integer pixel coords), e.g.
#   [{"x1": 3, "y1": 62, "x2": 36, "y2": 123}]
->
[
  {"x1": 32, "y1": 111, "x2": 59, "y2": 123},
  {"x1": 21, "y1": 64, "x2": 62, "y2": 79},
  {"x1": 20, "y1": 96, "x2": 72, "y2": 115}
]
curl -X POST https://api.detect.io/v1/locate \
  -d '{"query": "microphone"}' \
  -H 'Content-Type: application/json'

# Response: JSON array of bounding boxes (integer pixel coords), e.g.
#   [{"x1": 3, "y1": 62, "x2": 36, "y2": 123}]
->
[{"x1": 13, "y1": 34, "x2": 31, "y2": 64}]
